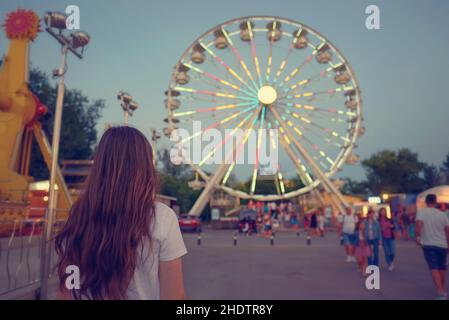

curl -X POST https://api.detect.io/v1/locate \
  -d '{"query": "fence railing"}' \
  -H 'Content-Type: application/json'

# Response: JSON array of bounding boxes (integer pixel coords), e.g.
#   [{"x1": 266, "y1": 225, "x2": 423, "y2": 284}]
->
[{"x1": 0, "y1": 206, "x2": 67, "y2": 298}]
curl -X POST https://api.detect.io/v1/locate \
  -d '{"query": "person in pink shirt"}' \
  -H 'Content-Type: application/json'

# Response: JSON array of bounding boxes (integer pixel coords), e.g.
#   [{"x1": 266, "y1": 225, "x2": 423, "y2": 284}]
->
[{"x1": 379, "y1": 208, "x2": 396, "y2": 271}]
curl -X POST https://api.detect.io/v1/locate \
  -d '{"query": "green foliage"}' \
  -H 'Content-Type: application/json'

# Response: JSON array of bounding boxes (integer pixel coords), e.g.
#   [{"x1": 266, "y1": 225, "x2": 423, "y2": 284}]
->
[
  {"x1": 28, "y1": 67, "x2": 106, "y2": 180},
  {"x1": 361, "y1": 148, "x2": 426, "y2": 194},
  {"x1": 343, "y1": 149, "x2": 449, "y2": 196},
  {"x1": 341, "y1": 178, "x2": 369, "y2": 196},
  {"x1": 157, "y1": 148, "x2": 191, "y2": 178},
  {"x1": 233, "y1": 175, "x2": 304, "y2": 195},
  {"x1": 422, "y1": 164, "x2": 441, "y2": 189},
  {"x1": 441, "y1": 152, "x2": 449, "y2": 184},
  {"x1": 158, "y1": 173, "x2": 201, "y2": 214},
  {"x1": 157, "y1": 148, "x2": 201, "y2": 213}
]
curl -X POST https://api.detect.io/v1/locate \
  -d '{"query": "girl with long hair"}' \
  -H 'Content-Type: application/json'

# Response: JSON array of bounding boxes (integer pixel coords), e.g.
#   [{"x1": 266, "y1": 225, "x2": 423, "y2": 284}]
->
[
  {"x1": 379, "y1": 207, "x2": 396, "y2": 271},
  {"x1": 55, "y1": 126, "x2": 187, "y2": 300}
]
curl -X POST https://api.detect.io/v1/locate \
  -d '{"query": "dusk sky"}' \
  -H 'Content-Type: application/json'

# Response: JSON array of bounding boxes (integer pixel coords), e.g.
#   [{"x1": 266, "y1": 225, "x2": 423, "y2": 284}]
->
[{"x1": 1, "y1": 0, "x2": 448, "y2": 180}]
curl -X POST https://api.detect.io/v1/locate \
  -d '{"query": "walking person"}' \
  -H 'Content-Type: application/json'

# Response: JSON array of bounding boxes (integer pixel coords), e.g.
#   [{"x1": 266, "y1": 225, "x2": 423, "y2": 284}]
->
[
  {"x1": 303, "y1": 213, "x2": 310, "y2": 234},
  {"x1": 364, "y1": 209, "x2": 381, "y2": 266},
  {"x1": 270, "y1": 201, "x2": 277, "y2": 218},
  {"x1": 401, "y1": 208, "x2": 411, "y2": 241},
  {"x1": 55, "y1": 126, "x2": 187, "y2": 300},
  {"x1": 355, "y1": 221, "x2": 370, "y2": 276},
  {"x1": 410, "y1": 212, "x2": 416, "y2": 240},
  {"x1": 338, "y1": 207, "x2": 358, "y2": 263},
  {"x1": 393, "y1": 210, "x2": 402, "y2": 239},
  {"x1": 317, "y1": 209, "x2": 325, "y2": 237},
  {"x1": 310, "y1": 211, "x2": 318, "y2": 236},
  {"x1": 263, "y1": 211, "x2": 272, "y2": 238},
  {"x1": 379, "y1": 208, "x2": 396, "y2": 271},
  {"x1": 248, "y1": 199, "x2": 255, "y2": 211},
  {"x1": 415, "y1": 194, "x2": 449, "y2": 300}
]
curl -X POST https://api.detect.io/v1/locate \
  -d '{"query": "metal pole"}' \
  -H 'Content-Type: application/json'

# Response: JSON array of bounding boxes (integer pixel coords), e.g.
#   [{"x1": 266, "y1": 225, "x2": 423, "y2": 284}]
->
[
  {"x1": 39, "y1": 45, "x2": 68, "y2": 300},
  {"x1": 124, "y1": 110, "x2": 129, "y2": 126}
]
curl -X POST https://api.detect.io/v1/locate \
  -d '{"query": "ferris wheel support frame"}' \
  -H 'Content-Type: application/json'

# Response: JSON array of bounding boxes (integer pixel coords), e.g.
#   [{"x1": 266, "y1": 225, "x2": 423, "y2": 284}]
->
[
  {"x1": 279, "y1": 124, "x2": 342, "y2": 211},
  {"x1": 165, "y1": 16, "x2": 362, "y2": 215},
  {"x1": 269, "y1": 106, "x2": 348, "y2": 214},
  {"x1": 188, "y1": 106, "x2": 261, "y2": 216},
  {"x1": 277, "y1": 130, "x2": 327, "y2": 208}
]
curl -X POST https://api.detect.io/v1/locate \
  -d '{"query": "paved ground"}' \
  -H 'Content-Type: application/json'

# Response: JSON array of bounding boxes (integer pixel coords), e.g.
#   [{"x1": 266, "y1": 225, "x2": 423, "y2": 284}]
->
[
  {"x1": 182, "y1": 229, "x2": 445, "y2": 300},
  {"x1": 1, "y1": 229, "x2": 446, "y2": 299}
]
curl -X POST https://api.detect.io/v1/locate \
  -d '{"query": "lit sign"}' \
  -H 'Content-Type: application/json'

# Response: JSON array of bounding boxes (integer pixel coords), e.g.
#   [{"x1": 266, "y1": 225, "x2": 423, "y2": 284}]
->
[{"x1": 368, "y1": 196, "x2": 381, "y2": 204}]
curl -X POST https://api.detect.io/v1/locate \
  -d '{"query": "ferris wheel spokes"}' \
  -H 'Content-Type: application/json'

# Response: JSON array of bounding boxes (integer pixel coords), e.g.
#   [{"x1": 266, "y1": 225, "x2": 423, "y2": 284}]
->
[
  {"x1": 199, "y1": 41, "x2": 258, "y2": 95},
  {"x1": 246, "y1": 20, "x2": 264, "y2": 87},
  {"x1": 265, "y1": 40, "x2": 274, "y2": 82},
  {"x1": 274, "y1": 119, "x2": 313, "y2": 187},
  {"x1": 221, "y1": 105, "x2": 262, "y2": 185},
  {"x1": 173, "y1": 101, "x2": 255, "y2": 117},
  {"x1": 198, "y1": 107, "x2": 259, "y2": 167},
  {"x1": 279, "y1": 62, "x2": 346, "y2": 98},
  {"x1": 188, "y1": 106, "x2": 262, "y2": 215},
  {"x1": 275, "y1": 105, "x2": 348, "y2": 170},
  {"x1": 183, "y1": 62, "x2": 255, "y2": 97},
  {"x1": 249, "y1": 106, "x2": 267, "y2": 194},
  {"x1": 219, "y1": 28, "x2": 260, "y2": 93},
  {"x1": 177, "y1": 104, "x2": 258, "y2": 145},
  {"x1": 269, "y1": 106, "x2": 348, "y2": 214},
  {"x1": 166, "y1": 16, "x2": 363, "y2": 212}
]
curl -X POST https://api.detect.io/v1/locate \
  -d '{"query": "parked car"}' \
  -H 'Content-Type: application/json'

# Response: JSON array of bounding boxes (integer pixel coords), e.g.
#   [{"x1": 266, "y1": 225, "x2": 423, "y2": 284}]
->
[{"x1": 178, "y1": 214, "x2": 202, "y2": 233}]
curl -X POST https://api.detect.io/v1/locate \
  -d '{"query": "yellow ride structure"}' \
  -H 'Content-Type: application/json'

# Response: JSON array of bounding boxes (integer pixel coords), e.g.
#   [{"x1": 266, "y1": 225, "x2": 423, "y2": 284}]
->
[{"x1": 0, "y1": 9, "x2": 72, "y2": 222}]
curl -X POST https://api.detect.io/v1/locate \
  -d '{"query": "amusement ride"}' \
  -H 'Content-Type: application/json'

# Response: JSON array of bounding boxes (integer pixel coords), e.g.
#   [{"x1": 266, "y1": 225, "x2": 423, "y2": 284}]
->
[{"x1": 163, "y1": 16, "x2": 364, "y2": 215}]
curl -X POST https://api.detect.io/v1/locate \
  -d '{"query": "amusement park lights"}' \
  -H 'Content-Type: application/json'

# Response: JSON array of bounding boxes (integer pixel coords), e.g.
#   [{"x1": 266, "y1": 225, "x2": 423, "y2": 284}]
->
[
  {"x1": 151, "y1": 128, "x2": 161, "y2": 165},
  {"x1": 44, "y1": 11, "x2": 90, "y2": 59},
  {"x1": 164, "y1": 16, "x2": 364, "y2": 216},
  {"x1": 39, "y1": 11, "x2": 91, "y2": 300},
  {"x1": 117, "y1": 91, "x2": 139, "y2": 125}
]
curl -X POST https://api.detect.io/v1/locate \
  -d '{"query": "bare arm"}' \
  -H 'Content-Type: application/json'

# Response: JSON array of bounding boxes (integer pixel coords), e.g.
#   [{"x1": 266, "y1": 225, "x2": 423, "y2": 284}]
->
[
  {"x1": 415, "y1": 220, "x2": 423, "y2": 246},
  {"x1": 159, "y1": 257, "x2": 185, "y2": 300},
  {"x1": 445, "y1": 226, "x2": 449, "y2": 251}
]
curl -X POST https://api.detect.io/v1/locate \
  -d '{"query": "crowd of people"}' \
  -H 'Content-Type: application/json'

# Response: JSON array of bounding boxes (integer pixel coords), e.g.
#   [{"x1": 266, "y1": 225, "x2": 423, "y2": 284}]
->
[
  {"x1": 338, "y1": 194, "x2": 449, "y2": 300},
  {"x1": 245, "y1": 195, "x2": 449, "y2": 300},
  {"x1": 338, "y1": 206, "x2": 397, "y2": 275},
  {"x1": 246, "y1": 200, "x2": 327, "y2": 238}
]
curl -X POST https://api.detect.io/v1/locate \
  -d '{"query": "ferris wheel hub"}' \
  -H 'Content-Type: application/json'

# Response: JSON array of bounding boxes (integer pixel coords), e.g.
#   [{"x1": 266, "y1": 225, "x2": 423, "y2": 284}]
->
[{"x1": 257, "y1": 85, "x2": 277, "y2": 105}]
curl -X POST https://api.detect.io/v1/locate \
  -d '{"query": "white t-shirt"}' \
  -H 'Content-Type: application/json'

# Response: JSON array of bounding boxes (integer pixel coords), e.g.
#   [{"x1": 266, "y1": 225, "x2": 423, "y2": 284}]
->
[
  {"x1": 338, "y1": 214, "x2": 358, "y2": 234},
  {"x1": 416, "y1": 207, "x2": 449, "y2": 249},
  {"x1": 126, "y1": 202, "x2": 187, "y2": 299},
  {"x1": 317, "y1": 215, "x2": 325, "y2": 228}
]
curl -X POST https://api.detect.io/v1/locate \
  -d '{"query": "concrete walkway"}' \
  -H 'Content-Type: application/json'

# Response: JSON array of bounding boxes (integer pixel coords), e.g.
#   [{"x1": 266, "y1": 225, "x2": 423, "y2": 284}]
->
[{"x1": 182, "y1": 230, "x2": 444, "y2": 299}]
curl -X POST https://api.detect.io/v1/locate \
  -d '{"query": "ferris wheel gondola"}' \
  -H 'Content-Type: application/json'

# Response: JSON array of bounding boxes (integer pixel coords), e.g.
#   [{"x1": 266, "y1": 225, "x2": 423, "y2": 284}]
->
[{"x1": 163, "y1": 16, "x2": 364, "y2": 215}]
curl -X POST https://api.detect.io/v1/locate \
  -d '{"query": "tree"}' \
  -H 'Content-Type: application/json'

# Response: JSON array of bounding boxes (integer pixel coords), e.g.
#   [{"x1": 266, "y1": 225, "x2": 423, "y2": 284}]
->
[
  {"x1": 341, "y1": 178, "x2": 369, "y2": 196},
  {"x1": 422, "y1": 164, "x2": 441, "y2": 189},
  {"x1": 441, "y1": 152, "x2": 449, "y2": 184},
  {"x1": 157, "y1": 148, "x2": 202, "y2": 213},
  {"x1": 158, "y1": 173, "x2": 201, "y2": 214},
  {"x1": 361, "y1": 148, "x2": 426, "y2": 194},
  {"x1": 157, "y1": 148, "x2": 191, "y2": 178},
  {"x1": 28, "y1": 67, "x2": 106, "y2": 180}
]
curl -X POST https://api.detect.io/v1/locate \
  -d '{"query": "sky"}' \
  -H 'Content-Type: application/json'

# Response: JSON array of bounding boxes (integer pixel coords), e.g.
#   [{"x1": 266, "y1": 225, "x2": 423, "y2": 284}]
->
[{"x1": 1, "y1": 0, "x2": 449, "y2": 181}]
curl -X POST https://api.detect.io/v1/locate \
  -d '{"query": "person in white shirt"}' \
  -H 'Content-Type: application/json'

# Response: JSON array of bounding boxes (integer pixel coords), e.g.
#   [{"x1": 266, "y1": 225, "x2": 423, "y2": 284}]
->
[
  {"x1": 55, "y1": 126, "x2": 187, "y2": 300},
  {"x1": 317, "y1": 208, "x2": 325, "y2": 237},
  {"x1": 416, "y1": 193, "x2": 449, "y2": 300},
  {"x1": 338, "y1": 207, "x2": 358, "y2": 263}
]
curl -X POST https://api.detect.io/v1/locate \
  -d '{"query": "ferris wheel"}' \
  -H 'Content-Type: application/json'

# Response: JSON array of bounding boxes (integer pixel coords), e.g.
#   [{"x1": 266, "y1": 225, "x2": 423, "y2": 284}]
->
[{"x1": 163, "y1": 16, "x2": 364, "y2": 215}]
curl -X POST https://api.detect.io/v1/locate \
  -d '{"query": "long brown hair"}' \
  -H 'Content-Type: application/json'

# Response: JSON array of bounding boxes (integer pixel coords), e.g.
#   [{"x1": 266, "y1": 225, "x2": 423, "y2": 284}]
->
[{"x1": 55, "y1": 126, "x2": 158, "y2": 299}]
